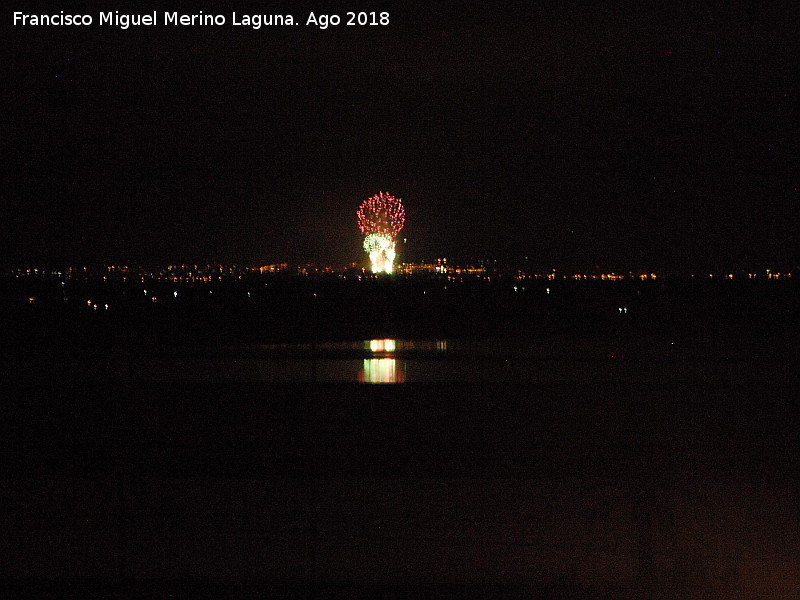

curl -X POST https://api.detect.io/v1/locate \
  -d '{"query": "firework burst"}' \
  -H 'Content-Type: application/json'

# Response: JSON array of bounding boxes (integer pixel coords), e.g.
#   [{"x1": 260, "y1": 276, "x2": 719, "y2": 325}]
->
[{"x1": 356, "y1": 192, "x2": 405, "y2": 273}]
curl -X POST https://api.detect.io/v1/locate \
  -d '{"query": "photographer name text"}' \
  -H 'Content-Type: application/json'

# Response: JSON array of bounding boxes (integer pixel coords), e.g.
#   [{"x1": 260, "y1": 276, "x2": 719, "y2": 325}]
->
[{"x1": 13, "y1": 11, "x2": 390, "y2": 30}]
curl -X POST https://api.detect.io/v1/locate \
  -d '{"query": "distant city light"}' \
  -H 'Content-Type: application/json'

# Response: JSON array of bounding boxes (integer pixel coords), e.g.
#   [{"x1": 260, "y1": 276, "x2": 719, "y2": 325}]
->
[{"x1": 357, "y1": 191, "x2": 405, "y2": 274}]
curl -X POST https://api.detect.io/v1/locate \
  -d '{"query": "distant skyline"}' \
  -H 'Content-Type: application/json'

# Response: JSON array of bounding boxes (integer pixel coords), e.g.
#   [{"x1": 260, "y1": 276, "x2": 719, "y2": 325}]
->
[
  {"x1": 4, "y1": 260, "x2": 797, "y2": 278},
  {"x1": 4, "y1": 4, "x2": 796, "y2": 269}
]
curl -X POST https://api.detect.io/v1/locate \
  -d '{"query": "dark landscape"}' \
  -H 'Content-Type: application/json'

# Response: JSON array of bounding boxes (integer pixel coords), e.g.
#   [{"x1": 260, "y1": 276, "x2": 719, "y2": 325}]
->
[
  {"x1": 2, "y1": 271, "x2": 798, "y2": 598},
  {"x1": 5, "y1": 3, "x2": 796, "y2": 597}
]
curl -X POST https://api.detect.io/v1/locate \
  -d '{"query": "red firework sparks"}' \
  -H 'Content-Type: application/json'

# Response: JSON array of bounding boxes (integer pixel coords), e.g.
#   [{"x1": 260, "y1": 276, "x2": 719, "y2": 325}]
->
[{"x1": 356, "y1": 192, "x2": 405, "y2": 238}]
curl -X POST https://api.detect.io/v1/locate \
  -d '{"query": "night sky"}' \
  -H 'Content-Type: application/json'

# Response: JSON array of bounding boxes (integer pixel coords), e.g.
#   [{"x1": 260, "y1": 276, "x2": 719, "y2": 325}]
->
[{"x1": 4, "y1": 3, "x2": 797, "y2": 269}]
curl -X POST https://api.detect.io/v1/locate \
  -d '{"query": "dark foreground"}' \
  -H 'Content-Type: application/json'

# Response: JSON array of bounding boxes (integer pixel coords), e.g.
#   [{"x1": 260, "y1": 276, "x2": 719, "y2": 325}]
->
[
  {"x1": 2, "y1": 375, "x2": 798, "y2": 599},
  {"x1": 2, "y1": 276, "x2": 798, "y2": 598}
]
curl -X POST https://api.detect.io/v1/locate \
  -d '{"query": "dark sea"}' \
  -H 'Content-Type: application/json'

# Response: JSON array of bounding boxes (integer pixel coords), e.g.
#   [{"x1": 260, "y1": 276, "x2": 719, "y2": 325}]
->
[{"x1": 2, "y1": 334, "x2": 798, "y2": 599}]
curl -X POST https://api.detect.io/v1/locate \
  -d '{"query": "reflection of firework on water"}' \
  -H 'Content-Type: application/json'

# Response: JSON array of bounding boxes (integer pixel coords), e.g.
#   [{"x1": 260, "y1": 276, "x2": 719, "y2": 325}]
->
[{"x1": 357, "y1": 192, "x2": 404, "y2": 273}]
